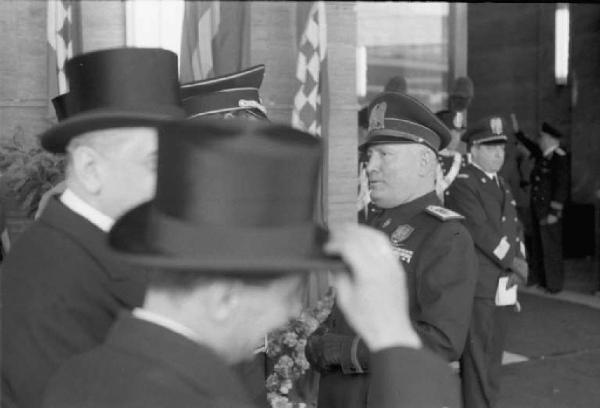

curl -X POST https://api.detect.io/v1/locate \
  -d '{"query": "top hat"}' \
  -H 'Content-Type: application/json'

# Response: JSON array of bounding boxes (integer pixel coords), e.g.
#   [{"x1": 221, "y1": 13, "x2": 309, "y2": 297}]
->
[
  {"x1": 462, "y1": 115, "x2": 508, "y2": 146},
  {"x1": 108, "y1": 119, "x2": 343, "y2": 272},
  {"x1": 541, "y1": 122, "x2": 563, "y2": 139},
  {"x1": 51, "y1": 93, "x2": 78, "y2": 122},
  {"x1": 180, "y1": 65, "x2": 267, "y2": 120},
  {"x1": 40, "y1": 48, "x2": 185, "y2": 153},
  {"x1": 360, "y1": 92, "x2": 452, "y2": 153}
]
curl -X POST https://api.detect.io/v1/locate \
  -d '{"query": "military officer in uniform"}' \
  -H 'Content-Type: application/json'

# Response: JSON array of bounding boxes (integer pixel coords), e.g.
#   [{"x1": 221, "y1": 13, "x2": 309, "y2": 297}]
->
[
  {"x1": 445, "y1": 116, "x2": 528, "y2": 408},
  {"x1": 514, "y1": 122, "x2": 570, "y2": 293},
  {"x1": 306, "y1": 91, "x2": 478, "y2": 408}
]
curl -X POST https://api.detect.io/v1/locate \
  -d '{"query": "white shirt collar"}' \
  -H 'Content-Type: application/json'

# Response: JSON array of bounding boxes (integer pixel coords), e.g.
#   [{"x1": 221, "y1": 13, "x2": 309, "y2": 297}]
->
[
  {"x1": 60, "y1": 189, "x2": 115, "y2": 232},
  {"x1": 543, "y1": 144, "x2": 559, "y2": 157},
  {"x1": 471, "y1": 161, "x2": 497, "y2": 180},
  {"x1": 132, "y1": 308, "x2": 199, "y2": 343}
]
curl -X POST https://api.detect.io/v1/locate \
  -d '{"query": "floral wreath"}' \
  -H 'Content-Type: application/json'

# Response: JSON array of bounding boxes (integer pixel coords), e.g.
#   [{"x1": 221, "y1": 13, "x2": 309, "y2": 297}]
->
[{"x1": 265, "y1": 287, "x2": 335, "y2": 408}]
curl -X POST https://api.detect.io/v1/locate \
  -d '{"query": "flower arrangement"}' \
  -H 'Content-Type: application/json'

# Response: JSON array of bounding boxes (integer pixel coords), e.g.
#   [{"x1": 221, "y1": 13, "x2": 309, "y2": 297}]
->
[
  {"x1": 266, "y1": 287, "x2": 335, "y2": 408},
  {"x1": 0, "y1": 127, "x2": 65, "y2": 218}
]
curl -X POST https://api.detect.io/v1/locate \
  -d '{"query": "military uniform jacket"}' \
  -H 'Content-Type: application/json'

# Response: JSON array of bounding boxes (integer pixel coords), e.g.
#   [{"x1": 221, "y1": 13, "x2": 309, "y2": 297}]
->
[
  {"x1": 445, "y1": 164, "x2": 525, "y2": 298},
  {"x1": 333, "y1": 192, "x2": 478, "y2": 362},
  {"x1": 530, "y1": 147, "x2": 570, "y2": 218},
  {"x1": 1, "y1": 197, "x2": 146, "y2": 408},
  {"x1": 42, "y1": 314, "x2": 461, "y2": 408}
]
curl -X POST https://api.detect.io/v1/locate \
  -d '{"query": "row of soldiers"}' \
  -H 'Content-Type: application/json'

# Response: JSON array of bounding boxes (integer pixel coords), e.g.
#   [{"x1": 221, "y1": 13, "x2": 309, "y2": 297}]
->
[{"x1": 2, "y1": 48, "x2": 463, "y2": 408}]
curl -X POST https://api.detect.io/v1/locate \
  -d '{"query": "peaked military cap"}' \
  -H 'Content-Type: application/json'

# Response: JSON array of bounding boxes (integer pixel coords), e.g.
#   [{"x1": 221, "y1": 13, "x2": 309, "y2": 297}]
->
[
  {"x1": 360, "y1": 92, "x2": 451, "y2": 153},
  {"x1": 109, "y1": 118, "x2": 343, "y2": 272},
  {"x1": 180, "y1": 65, "x2": 267, "y2": 120},
  {"x1": 462, "y1": 115, "x2": 509, "y2": 146},
  {"x1": 40, "y1": 48, "x2": 185, "y2": 153},
  {"x1": 541, "y1": 122, "x2": 563, "y2": 139}
]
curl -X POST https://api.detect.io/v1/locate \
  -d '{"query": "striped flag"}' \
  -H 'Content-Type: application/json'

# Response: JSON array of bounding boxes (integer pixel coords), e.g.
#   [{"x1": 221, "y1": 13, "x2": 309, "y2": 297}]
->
[
  {"x1": 46, "y1": 0, "x2": 81, "y2": 115},
  {"x1": 180, "y1": 1, "x2": 250, "y2": 82},
  {"x1": 291, "y1": 2, "x2": 329, "y2": 138}
]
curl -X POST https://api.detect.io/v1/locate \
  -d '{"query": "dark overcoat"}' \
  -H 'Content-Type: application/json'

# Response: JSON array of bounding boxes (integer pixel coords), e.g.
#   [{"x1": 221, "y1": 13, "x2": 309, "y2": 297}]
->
[
  {"x1": 42, "y1": 314, "x2": 461, "y2": 408},
  {"x1": 1, "y1": 197, "x2": 146, "y2": 408}
]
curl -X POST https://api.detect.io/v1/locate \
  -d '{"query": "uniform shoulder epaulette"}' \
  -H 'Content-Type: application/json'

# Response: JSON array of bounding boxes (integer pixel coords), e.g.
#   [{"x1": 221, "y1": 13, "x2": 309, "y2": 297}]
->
[
  {"x1": 425, "y1": 205, "x2": 464, "y2": 221},
  {"x1": 555, "y1": 147, "x2": 566, "y2": 156},
  {"x1": 456, "y1": 173, "x2": 469, "y2": 179}
]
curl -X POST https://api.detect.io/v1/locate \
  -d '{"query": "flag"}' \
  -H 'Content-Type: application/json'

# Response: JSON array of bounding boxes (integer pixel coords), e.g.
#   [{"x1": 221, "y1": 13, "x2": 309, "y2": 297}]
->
[
  {"x1": 180, "y1": 1, "x2": 250, "y2": 83},
  {"x1": 47, "y1": 0, "x2": 81, "y2": 117},
  {"x1": 291, "y1": 2, "x2": 329, "y2": 138}
]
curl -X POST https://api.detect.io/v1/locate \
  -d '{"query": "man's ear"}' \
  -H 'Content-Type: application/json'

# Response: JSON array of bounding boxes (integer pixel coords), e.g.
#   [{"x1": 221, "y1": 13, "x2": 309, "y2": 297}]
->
[
  {"x1": 70, "y1": 145, "x2": 102, "y2": 195},
  {"x1": 418, "y1": 147, "x2": 435, "y2": 177}
]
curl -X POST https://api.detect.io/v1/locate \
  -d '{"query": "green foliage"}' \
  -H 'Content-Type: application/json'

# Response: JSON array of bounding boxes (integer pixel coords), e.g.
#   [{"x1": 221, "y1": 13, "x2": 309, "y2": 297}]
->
[{"x1": 0, "y1": 127, "x2": 65, "y2": 218}]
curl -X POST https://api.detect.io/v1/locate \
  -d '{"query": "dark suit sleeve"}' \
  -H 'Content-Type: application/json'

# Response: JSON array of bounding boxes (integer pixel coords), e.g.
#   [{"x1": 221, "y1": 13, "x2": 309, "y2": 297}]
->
[
  {"x1": 445, "y1": 178, "x2": 515, "y2": 270},
  {"x1": 368, "y1": 347, "x2": 461, "y2": 408},
  {"x1": 413, "y1": 222, "x2": 477, "y2": 361},
  {"x1": 551, "y1": 152, "x2": 570, "y2": 210}
]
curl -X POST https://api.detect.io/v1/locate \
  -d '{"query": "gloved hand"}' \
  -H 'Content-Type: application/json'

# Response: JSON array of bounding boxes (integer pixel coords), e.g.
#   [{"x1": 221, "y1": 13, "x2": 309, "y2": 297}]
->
[
  {"x1": 305, "y1": 332, "x2": 354, "y2": 373},
  {"x1": 510, "y1": 257, "x2": 529, "y2": 284}
]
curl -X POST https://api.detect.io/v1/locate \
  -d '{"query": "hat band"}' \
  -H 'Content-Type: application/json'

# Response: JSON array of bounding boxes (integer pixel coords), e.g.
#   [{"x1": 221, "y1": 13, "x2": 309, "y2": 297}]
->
[
  {"x1": 366, "y1": 129, "x2": 438, "y2": 152},
  {"x1": 147, "y1": 207, "x2": 325, "y2": 261},
  {"x1": 472, "y1": 135, "x2": 508, "y2": 145},
  {"x1": 183, "y1": 88, "x2": 264, "y2": 118}
]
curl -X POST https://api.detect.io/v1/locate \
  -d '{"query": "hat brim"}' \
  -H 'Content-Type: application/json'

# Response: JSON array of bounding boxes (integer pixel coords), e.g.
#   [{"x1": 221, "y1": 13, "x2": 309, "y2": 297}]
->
[
  {"x1": 472, "y1": 135, "x2": 508, "y2": 145},
  {"x1": 40, "y1": 108, "x2": 184, "y2": 153},
  {"x1": 108, "y1": 202, "x2": 346, "y2": 273}
]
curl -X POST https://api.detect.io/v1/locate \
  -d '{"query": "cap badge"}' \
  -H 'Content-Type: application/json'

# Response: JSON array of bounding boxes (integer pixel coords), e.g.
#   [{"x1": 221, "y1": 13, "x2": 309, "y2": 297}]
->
[
  {"x1": 239, "y1": 99, "x2": 267, "y2": 115},
  {"x1": 453, "y1": 111, "x2": 465, "y2": 129},
  {"x1": 490, "y1": 117, "x2": 503, "y2": 135},
  {"x1": 390, "y1": 225, "x2": 414, "y2": 246},
  {"x1": 369, "y1": 102, "x2": 387, "y2": 131}
]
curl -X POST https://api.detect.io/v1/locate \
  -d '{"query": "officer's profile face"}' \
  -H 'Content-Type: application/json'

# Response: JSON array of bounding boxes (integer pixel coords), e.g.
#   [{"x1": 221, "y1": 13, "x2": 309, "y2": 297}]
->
[
  {"x1": 471, "y1": 143, "x2": 506, "y2": 173},
  {"x1": 366, "y1": 143, "x2": 434, "y2": 208}
]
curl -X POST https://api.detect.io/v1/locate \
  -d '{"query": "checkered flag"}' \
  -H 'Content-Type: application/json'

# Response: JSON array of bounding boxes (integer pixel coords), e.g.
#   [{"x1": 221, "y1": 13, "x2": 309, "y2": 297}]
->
[
  {"x1": 291, "y1": 2, "x2": 328, "y2": 138},
  {"x1": 47, "y1": 0, "x2": 81, "y2": 116}
]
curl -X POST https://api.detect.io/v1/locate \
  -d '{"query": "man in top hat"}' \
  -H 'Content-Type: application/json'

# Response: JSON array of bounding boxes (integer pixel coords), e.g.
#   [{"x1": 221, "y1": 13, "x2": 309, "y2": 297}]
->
[
  {"x1": 41, "y1": 119, "x2": 461, "y2": 408},
  {"x1": 444, "y1": 116, "x2": 528, "y2": 408},
  {"x1": 306, "y1": 92, "x2": 478, "y2": 408},
  {"x1": 1, "y1": 47, "x2": 185, "y2": 408},
  {"x1": 514, "y1": 122, "x2": 570, "y2": 293}
]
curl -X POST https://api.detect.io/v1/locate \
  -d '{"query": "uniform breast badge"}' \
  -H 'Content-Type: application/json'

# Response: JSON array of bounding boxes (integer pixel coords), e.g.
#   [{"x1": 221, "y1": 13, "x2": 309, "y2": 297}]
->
[{"x1": 390, "y1": 225, "x2": 414, "y2": 263}]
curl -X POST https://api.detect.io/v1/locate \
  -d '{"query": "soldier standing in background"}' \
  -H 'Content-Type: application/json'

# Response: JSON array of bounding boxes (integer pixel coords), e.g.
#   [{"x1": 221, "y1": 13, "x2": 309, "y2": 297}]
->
[{"x1": 514, "y1": 122, "x2": 570, "y2": 293}]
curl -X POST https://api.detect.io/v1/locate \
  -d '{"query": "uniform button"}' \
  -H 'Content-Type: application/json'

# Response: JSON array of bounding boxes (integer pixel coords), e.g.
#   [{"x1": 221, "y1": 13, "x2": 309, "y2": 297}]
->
[
  {"x1": 514, "y1": 217, "x2": 518, "y2": 222},
  {"x1": 502, "y1": 216, "x2": 506, "y2": 222}
]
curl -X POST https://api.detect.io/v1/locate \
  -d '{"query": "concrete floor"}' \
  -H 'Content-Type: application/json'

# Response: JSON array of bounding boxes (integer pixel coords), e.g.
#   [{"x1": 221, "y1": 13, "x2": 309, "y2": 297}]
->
[{"x1": 497, "y1": 258, "x2": 600, "y2": 408}]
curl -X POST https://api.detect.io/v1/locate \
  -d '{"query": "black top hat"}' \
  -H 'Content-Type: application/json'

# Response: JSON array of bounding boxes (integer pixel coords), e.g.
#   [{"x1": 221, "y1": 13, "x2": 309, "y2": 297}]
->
[
  {"x1": 360, "y1": 92, "x2": 451, "y2": 153},
  {"x1": 462, "y1": 115, "x2": 508, "y2": 146},
  {"x1": 108, "y1": 119, "x2": 343, "y2": 272},
  {"x1": 40, "y1": 48, "x2": 185, "y2": 153},
  {"x1": 541, "y1": 122, "x2": 563, "y2": 139},
  {"x1": 180, "y1": 65, "x2": 267, "y2": 120},
  {"x1": 51, "y1": 93, "x2": 78, "y2": 122}
]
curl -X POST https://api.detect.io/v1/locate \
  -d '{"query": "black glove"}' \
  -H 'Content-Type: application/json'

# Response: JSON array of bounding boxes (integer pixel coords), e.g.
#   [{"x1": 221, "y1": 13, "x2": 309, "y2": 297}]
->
[{"x1": 305, "y1": 332, "x2": 353, "y2": 373}]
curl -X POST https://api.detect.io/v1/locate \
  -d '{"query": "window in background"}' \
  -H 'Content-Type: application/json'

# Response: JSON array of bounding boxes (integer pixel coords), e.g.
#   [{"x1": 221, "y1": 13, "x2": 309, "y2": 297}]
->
[{"x1": 356, "y1": 2, "x2": 459, "y2": 113}]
